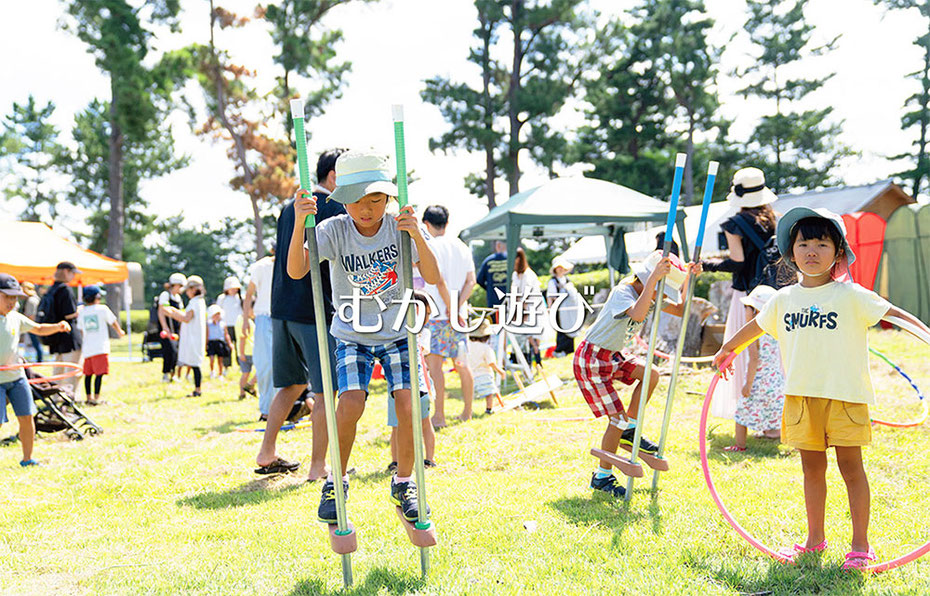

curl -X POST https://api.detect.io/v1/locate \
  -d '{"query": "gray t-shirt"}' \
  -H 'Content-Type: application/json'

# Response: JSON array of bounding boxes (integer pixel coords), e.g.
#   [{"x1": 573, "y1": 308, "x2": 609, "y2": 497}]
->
[
  {"x1": 315, "y1": 214, "x2": 419, "y2": 346},
  {"x1": 583, "y1": 282, "x2": 646, "y2": 352}
]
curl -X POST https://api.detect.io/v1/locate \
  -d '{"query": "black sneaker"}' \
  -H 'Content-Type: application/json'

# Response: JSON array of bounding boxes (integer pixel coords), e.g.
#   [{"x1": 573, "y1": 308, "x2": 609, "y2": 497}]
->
[
  {"x1": 318, "y1": 479, "x2": 349, "y2": 524},
  {"x1": 387, "y1": 461, "x2": 397, "y2": 473},
  {"x1": 390, "y1": 480, "x2": 430, "y2": 522},
  {"x1": 423, "y1": 459, "x2": 436, "y2": 468},
  {"x1": 484, "y1": 408, "x2": 493, "y2": 415},
  {"x1": 590, "y1": 473, "x2": 626, "y2": 498},
  {"x1": 620, "y1": 427, "x2": 658, "y2": 454}
]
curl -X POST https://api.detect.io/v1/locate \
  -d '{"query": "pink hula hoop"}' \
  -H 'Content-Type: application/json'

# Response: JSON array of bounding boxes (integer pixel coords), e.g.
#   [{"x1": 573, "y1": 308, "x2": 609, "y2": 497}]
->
[
  {"x1": 700, "y1": 352, "x2": 930, "y2": 573},
  {"x1": 0, "y1": 362, "x2": 82, "y2": 384}
]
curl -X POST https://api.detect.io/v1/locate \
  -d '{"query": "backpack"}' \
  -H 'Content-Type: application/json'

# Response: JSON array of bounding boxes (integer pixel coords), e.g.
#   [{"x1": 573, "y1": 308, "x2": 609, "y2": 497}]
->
[
  {"x1": 730, "y1": 215, "x2": 794, "y2": 290},
  {"x1": 36, "y1": 284, "x2": 61, "y2": 346}
]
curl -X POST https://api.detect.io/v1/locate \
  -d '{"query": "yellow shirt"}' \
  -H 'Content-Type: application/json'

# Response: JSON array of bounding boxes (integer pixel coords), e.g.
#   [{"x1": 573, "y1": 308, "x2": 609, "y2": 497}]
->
[
  {"x1": 756, "y1": 281, "x2": 890, "y2": 405},
  {"x1": 235, "y1": 315, "x2": 253, "y2": 357}
]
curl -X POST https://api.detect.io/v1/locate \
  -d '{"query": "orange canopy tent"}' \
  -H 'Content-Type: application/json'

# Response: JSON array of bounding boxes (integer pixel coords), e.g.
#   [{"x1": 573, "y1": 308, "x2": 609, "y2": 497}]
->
[{"x1": 0, "y1": 221, "x2": 129, "y2": 285}]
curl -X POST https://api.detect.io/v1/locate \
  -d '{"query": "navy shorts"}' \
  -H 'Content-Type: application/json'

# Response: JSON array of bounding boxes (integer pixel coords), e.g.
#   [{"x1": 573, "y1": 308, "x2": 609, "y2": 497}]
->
[
  {"x1": 0, "y1": 377, "x2": 36, "y2": 424},
  {"x1": 335, "y1": 338, "x2": 410, "y2": 396},
  {"x1": 272, "y1": 318, "x2": 337, "y2": 394}
]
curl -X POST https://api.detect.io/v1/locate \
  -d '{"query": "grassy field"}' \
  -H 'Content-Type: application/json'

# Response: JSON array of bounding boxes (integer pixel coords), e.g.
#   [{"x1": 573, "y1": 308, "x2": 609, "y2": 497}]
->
[{"x1": 1, "y1": 328, "x2": 929, "y2": 595}]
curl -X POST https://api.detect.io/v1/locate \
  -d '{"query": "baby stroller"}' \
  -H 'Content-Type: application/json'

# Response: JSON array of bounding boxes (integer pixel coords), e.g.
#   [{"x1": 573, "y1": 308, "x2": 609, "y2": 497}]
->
[{"x1": 26, "y1": 368, "x2": 103, "y2": 441}]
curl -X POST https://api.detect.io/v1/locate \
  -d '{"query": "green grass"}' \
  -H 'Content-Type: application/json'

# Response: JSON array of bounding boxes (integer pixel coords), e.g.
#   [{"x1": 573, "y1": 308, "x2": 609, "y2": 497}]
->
[{"x1": 1, "y1": 329, "x2": 929, "y2": 594}]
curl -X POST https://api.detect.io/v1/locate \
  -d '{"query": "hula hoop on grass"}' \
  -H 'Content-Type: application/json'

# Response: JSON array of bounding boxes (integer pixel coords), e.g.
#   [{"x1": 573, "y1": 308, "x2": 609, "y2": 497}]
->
[
  {"x1": 632, "y1": 333, "x2": 714, "y2": 364},
  {"x1": 700, "y1": 325, "x2": 930, "y2": 573},
  {"x1": 0, "y1": 362, "x2": 82, "y2": 384},
  {"x1": 869, "y1": 347, "x2": 927, "y2": 428}
]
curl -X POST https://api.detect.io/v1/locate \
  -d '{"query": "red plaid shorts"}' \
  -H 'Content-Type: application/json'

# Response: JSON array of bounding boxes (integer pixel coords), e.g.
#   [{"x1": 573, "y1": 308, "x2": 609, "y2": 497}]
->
[{"x1": 573, "y1": 340, "x2": 642, "y2": 418}]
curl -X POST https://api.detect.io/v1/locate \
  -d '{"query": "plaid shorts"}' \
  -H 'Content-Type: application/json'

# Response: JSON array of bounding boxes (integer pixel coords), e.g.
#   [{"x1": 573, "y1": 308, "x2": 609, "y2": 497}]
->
[
  {"x1": 335, "y1": 338, "x2": 411, "y2": 396},
  {"x1": 572, "y1": 340, "x2": 641, "y2": 418}
]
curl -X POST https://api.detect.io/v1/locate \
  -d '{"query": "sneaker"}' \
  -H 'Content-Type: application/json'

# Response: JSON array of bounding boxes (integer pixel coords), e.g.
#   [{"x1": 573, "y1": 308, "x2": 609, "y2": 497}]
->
[
  {"x1": 258, "y1": 414, "x2": 268, "y2": 422},
  {"x1": 19, "y1": 459, "x2": 39, "y2": 468},
  {"x1": 318, "y1": 479, "x2": 349, "y2": 524},
  {"x1": 390, "y1": 480, "x2": 430, "y2": 522},
  {"x1": 387, "y1": 461, "x2": 397, "y2": 473},
  {"x1": 590, "y1": 473, "x2": 626, "y2": 498},
  {"x1": 484, "y1": 408, "x2": 493, "y2": 415},
  {"x1": 162, "y1": 374, "x2": 171, "y2": 383},
  {"x1": 620, "y1": 427, "x2": 658, "y2": 454}
]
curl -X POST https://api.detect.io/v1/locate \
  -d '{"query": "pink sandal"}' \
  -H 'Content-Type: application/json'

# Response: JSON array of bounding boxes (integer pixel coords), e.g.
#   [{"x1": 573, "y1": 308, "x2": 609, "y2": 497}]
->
[
  {"x1": 777, "y1": 539, "x2": 827, "y2": 562},
  {"x1": 842, "y1": 547, "x2": 876, "y2": 571},
  {"x1": 723, "y1": 445, "x2": 746, "y2": 452}
]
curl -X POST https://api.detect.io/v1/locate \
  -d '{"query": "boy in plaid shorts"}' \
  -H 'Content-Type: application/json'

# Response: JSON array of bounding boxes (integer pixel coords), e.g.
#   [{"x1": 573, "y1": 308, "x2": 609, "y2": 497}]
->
[
  {"x1": 288, "y1": 150, "x2": 440, "y2": 524},
  {"x1": 573, "y1": 251, "x2": 700, "y2": 499}
]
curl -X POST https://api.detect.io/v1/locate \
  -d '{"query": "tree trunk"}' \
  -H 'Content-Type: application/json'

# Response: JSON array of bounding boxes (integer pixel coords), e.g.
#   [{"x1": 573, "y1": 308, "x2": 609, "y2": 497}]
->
[
  {"x1": 684, "y1": 113, "x2": 695, "y2": 206},
  {"x1": 480, "y1": 10, "x2": 497, "y2": 209},
  {"x1": 250, "y1": 194, "x2": 264, "y2": 258},
  {"x1": 915, "y1": 40, "x2": 930, "y2": 198},
  {"x1": 106, "y1": 80, "x2": 125, "y2": 311},
  {"x1": 506, "y1": 0, "x2": 524, "y2": 200}
]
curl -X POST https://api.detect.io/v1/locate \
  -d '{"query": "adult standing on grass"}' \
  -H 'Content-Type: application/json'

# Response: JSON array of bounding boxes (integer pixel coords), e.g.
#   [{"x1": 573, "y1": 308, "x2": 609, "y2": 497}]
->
[
  {"x1": 421, "y1": 204, "x2": 477, "y2": 427},
  {"x1": 511, "y1": 248, "x2": 545, "y2": 368},
  {"x1": 44, "y1": 262, "x2": 82, "y2": 396},
  {"x1": 546, "y1": 256, "x2": 582, "y2": 356},
  {"x1": 701, "y1": 168, "x2": 778, "y2": 427},
  {"x1": 243, "y1": 249, "x2": 275, "y2": 420},
  {"x1": 164, "y1": 276, "x2": 207, "y2": 397},
  {"x1": 255, "y1": 149, "x2": 346, "y2": 477},
  {"x1": 21, "y1": 282, "x2": 43, "y2": 362},
  {"x1": 0, "y1": 274, "x2": 71, "y2": 467},
  {"x1": 157, "y1": 273, "x2": 186, "y2": 383},
  {"x1": 216, "y1": 276, "x2": 243, "y2": 372},
  {"x1": 476, "y1": 240, "x2": 508, "y2": 311}
]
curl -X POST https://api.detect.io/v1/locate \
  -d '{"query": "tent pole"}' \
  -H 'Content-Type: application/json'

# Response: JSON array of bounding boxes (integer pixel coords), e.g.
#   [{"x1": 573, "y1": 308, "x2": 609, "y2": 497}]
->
[
  {"x1": 123, "y1": 279, "x2": 132, "y2": 360},
  {"x1": 676, "y1": 216, "x2": 690, "y2": 262},
  {"x1": 606, "y1": 236, "x2": 615, "y2": 287}
]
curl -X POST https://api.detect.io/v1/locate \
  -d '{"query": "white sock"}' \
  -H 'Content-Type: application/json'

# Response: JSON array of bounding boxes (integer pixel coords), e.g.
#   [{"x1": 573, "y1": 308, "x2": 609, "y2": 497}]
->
[{"x1": 394, "y1": 474, "x2": 413, "y2": 484}]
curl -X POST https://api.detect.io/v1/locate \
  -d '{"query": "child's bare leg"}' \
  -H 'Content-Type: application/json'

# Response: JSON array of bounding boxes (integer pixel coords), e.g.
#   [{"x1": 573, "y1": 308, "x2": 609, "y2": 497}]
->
[
  {"x1": 17, "y1": 415, "x2": 35, "y2": 462},
  {"x1": 422, "y1": 417, "x2": 435, "y2": 462},
  {"x1": 485, "y1": 394, "x2": 494, "y2": 411},
  {"x1": 626, "y1": 364, "x2": 659, "y2": 421},
  {"x1": 453, "y1": 356, "x2": 473, "y2": 421},
  {"x1": 734, "y1": 424, "x2": 747, "y2": 449},
  {"x1": 335, "y1": 390, "x2": 366, "y2": 474},
  {"x1": 392, "y1": 389, "x2": 414, "y2": 476},
  {"x1": 836, "y1": 446, "x2": 871, "y2": 552},
  {"x1": 308, "y1": 393, "x2": 328, "y2": 481},
  {"x1": 799, "y1": 449, "x2": 828, "y2": 547},
  {"x1": 426, "y1": 354, "x2": 446, "y2": 427},
  {"x1": 598, "y1": 416, "x2": 624, "y2": 468},
  {"x1": 390, "y1": 427, "x2": 398, "y2": 462}
]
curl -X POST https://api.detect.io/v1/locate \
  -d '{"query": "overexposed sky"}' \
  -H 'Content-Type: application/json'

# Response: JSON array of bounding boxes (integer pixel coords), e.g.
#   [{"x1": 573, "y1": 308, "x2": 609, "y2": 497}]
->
[{"x1": 0, "y1": 0, "x2": 925, "y2": 241}]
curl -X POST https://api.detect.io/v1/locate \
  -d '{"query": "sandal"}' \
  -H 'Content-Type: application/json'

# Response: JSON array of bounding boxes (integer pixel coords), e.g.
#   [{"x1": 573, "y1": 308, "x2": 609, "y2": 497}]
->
[
  {"x1": 254, "y1": 457, "x2": 301, "y2": 475},
  {"x1": 777, "y1": 539, "x2": 827, "y2": 562},
  {"x1": 842, "y1": 547, "x2": 876, "y2": 571},
  {"x1": 723, "y1": 445, "x2": 747, "y2": 452}
]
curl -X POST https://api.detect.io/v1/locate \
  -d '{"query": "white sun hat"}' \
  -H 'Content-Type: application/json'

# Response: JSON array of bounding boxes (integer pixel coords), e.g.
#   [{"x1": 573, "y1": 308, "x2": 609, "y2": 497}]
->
[{"x1": 726, "y1": 167, "x2": 778, "y2": 209}]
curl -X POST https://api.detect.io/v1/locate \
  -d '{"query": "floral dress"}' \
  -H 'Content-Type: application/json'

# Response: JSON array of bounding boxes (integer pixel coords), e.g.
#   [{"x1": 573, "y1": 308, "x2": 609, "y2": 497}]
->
[{"x1": 734, "y1": 333, "x2": 786, "y2": 431}]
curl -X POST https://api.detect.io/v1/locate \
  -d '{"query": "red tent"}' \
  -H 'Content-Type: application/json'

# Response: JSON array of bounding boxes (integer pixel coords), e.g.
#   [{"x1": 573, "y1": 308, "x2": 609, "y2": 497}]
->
[{"x1": 842, "y1": 212, "x2": 886, "y2": 290}]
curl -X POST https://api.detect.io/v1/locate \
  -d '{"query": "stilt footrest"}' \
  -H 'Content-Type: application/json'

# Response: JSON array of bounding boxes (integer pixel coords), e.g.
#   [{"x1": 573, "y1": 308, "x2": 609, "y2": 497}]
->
[
  {"x1": 395, "y1": 508, "x2": 437, "y2": 547},
  {"x1": 618, "y1": 443, "x2": 670, "y2": 471},
  {"x1": 590, "y1": 448, "x2": 643, "y2": 478},
  {"x1": 327, "y1": 522, "x2": 358, "y2": 554}
]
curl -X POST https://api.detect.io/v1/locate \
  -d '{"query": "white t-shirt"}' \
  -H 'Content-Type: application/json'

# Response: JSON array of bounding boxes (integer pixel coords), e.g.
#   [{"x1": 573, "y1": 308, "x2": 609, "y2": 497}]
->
[
  {"x1": 248, "y1": 257, "x2": 275, "y2": 316},
  {"x1": 756, "y1": 281, "x2": 891, "y2": 404},
  {"x1": 77, "y1": 304, "x2": 117, "y2": 358},
  {"x1": 0, "y1": 312, "x2": 37, "y2": 383},
  {"x1": 467, "y1": 340, "x2": 497, "y2": 377},
  {"x1": 216, "y1": 293, "x2": 243, "y2": 326},
  {"x1": 423, "y1": 234, "x2": 475, "y2": 320}
]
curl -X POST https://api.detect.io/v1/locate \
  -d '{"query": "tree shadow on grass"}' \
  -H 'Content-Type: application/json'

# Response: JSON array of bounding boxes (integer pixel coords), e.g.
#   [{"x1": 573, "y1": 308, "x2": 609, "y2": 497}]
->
[
  {"x1": 288, "y1": 567, "x2": 425, "y2": 596},
  {"x1": 683, "y1": 550, "x2": 866, "y2": 596},
  {"x1": 549, "y1": 492, "x2": 662, "y2": 547},
  {"x1": 176, "y1": 476, "x2": 304, "y2": 510}
]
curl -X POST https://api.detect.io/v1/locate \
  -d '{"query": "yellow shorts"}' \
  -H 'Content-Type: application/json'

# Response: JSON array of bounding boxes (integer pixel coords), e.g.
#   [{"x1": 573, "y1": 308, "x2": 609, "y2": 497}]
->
[{"x1": 781, "y1": 395, "x2": 872, "y2": 452}]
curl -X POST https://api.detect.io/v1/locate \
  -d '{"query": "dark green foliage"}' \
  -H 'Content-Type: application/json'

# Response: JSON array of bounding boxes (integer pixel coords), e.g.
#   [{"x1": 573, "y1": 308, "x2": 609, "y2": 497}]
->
[
  {"x1": 0, "y1": 95, "x2": 67, "y2": 222},
  {"x1": 738, "y1": 0, "x2": 852, "y2": 194}
]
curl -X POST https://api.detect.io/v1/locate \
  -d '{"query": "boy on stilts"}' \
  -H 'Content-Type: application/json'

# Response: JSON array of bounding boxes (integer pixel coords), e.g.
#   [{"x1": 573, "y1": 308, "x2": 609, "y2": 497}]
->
[{"x1": 287, "y1": 150, "x2": 441, "y2": 523}]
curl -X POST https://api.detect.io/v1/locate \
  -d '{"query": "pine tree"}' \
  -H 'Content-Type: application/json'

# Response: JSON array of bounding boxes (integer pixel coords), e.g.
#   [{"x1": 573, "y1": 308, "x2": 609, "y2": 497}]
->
[
  {"x1": 739, "y1": 0, "x2": 851, "y2": 194},
  {"x1": 875, "y1": 0, "x2": 930, "y2": 198},
  {"x1": 0, "y1": 95, "x2": 66, "y2": 222},
  {"x1": 423, "y1": 0, "x2": 588, "y2": 207}
]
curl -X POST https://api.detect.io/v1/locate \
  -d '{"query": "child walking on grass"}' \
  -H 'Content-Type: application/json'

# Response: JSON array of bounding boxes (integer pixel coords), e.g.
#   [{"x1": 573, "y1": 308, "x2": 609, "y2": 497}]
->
[
  {"x1": 573, "y1": 251, "x2": 700, "y2": 499},
  {"x1": 714, "y1": 207, "x2": 930, "y2": 570},
  {"x1": 77, "y1": 286, "x2": 124, "y2": 406},
  {"x1": 163, "y1": 276, "x2": 207, "y2": 397},
  {"x1": 235, "y1": 312, "x2": 254, "y2": 399},
  {"x1": 0, "y1": 274, "x2": 71, "y2": 467},
  {"x1": 206, "y1": 305, "x2": 232, "y2": 378},
  {"x1": 287, "y1": 149, "x2": 440, "y2": 524},
  {"x1": 724, "y1": 284, "x2": 785, "y2": 451},
  {"x1": 467, "y1": 318, "x2": 506, "y2": 414}
]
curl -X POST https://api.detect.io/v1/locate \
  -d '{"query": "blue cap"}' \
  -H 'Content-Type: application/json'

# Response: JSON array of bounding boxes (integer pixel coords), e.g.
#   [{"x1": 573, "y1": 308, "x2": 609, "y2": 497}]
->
[
  {"x1": 83, "y1": 285, "x2": 106, "y2": 300},
  {"x1": 776, "y1": 207, "x2": 856, "y2": 266}
]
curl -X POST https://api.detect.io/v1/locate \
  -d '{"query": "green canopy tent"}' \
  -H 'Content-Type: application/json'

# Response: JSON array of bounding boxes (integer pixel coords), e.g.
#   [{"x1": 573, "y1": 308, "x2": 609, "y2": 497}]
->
[{"x1": 458, "y1": 177, "x2": 689, "y2": 285}]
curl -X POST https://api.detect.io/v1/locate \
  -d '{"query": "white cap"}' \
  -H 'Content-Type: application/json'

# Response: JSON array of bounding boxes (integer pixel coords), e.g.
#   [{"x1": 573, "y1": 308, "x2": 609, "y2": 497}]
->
[
  {"x1": 675, "y1": 153, "x2": 687, "y2": 168},
  {"x1": 290, "y1": 99, "x2": 304, "y2": 119},
  {"x1": 168, "y1": 273, "x2": 186, "y2": 286},
  {"x1": 707, "y1": 161, "x2": 719, "y2": 176},
  {"x1": 392, "y1": 104, "x2": 404, "y2": 122}
]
